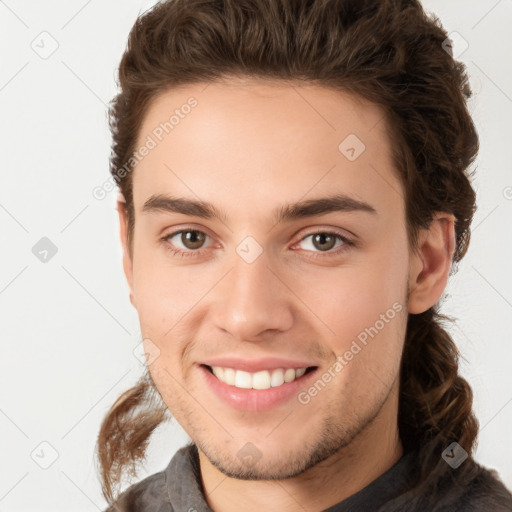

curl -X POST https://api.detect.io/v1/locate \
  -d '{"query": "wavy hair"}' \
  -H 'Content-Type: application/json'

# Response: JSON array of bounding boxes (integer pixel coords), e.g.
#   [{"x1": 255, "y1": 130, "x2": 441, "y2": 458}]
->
[{"x1": 96, "y1": 0, "x2": 480, "y2": 505}]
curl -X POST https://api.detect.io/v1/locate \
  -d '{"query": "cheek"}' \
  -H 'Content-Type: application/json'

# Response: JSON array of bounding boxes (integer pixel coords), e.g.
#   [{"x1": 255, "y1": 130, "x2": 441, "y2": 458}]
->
[
  {"x1": 131, "y1": 249, "x2": 214, "y2": 375},
  {"x1": 300, "y1": 248, "x2": 407, "y2": 380},
  {"x1": 316, "y1": 286, "x2": 405, "y2": 409},
  {"x1": 304, "y1": 264, "x2": 405, "y2": 339},
  {"x1": 131, "y1": 246, "x2": 205, "y2": 330}
]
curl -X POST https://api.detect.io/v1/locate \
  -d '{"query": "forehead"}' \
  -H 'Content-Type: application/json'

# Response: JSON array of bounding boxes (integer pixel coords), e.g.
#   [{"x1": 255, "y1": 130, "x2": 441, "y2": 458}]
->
[{"x1": 132, "y1": 78, "x2": 402, "y2": 218}]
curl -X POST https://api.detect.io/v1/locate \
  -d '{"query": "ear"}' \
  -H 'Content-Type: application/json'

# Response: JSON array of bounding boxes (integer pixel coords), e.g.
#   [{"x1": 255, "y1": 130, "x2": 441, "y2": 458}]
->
[
  {"x1": 116, "y1": 195, "x2": 136, "y2": 308},
  {"x1": 408, "y1": 212, "x2": 456, "y2": 314}
]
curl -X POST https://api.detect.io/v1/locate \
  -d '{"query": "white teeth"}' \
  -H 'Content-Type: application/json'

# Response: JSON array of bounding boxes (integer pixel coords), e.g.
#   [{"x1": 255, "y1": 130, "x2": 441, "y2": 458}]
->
[
  {"x1": 212, "y1": 366, "x2": 224, "y2": 380},
  {"x1": 235, "y1": 370, "x2": 253, "y2": 389},
  {"x1": 270, "y1": 369, "x2": 284, "y2": 387},
  {"x1": 209, "y1": 366, "x2": 309, "y2": 390},
  {"x1": 223, "y1": 368, "x2": 236, "y2": 386},
  {"x1": 295, "y1": 367, "x2": 306, "y2": 377},
  {"x1": 252, "y1": 370, "x2": 271, "y2": 390},
  {"x1": 284, "y1": 368, "x2": 296, "y2": 382}
]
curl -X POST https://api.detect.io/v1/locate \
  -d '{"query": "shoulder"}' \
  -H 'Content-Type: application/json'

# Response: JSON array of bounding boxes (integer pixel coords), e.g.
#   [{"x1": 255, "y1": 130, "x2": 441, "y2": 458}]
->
[
  {"x1": 383, "y1": 454, "x2": 512, "y2": 512},
  {"x1": 102, "y1": 443, "x2": 201, "y2": 512},
  {"x1": 103, "y1": 469, "x2": 172, "y2": 512},
  {"x1": 450, "y1": 464, "x2": 512, "y2": 512}
]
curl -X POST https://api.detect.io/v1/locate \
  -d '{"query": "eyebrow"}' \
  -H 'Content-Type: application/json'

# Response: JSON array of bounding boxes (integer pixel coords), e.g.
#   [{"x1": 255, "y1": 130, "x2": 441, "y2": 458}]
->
[{"x1": 142, "y1": 193, "x2": 377, "y2": 224}]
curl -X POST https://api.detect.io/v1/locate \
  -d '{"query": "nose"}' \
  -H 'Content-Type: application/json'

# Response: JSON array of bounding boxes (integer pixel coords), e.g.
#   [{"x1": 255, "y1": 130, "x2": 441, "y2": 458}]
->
[{"x1": 210, "y1": 252, "x2": 294, "y2": 342}]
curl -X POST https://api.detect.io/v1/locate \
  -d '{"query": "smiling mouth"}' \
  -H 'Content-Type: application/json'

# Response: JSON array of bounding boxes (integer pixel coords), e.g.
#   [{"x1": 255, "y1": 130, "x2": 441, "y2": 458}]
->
[{"x1": 202, "y1": 364, "x2": 317, "y2": 390}]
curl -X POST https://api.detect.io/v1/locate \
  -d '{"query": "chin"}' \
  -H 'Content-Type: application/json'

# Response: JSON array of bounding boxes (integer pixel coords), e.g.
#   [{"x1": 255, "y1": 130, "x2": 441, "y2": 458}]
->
[{"x1": 197, "y1": 420, "x2": 355, "y2": 481}]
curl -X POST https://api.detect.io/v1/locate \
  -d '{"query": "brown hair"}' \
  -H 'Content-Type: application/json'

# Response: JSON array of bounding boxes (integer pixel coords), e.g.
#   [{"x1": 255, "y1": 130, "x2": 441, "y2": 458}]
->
[{"x1": 96, "y1": 0, "x2": 480, "y2": 505}]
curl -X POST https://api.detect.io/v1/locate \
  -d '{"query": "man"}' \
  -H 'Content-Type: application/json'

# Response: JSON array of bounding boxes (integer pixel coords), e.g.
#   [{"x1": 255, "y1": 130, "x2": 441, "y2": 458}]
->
[{"x1": 96, "y1": 0, "x2": 512, "y2": 510}]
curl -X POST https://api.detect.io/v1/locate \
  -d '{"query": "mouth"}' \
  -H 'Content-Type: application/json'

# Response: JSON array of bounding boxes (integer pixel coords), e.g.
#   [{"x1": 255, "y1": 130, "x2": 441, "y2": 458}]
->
[
  {"x1": 202, "y1": 364, "x2": 318, "y2": 390},
  {"x1": 198, "y1": 355, "x2": 321, "y2": 411}
]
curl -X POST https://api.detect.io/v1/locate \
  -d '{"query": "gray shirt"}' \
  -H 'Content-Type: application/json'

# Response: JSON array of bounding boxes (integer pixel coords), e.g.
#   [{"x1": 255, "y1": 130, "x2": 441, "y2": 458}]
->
[{"x1": 104, "y1": 443, "x2": 512, "y2": 511}]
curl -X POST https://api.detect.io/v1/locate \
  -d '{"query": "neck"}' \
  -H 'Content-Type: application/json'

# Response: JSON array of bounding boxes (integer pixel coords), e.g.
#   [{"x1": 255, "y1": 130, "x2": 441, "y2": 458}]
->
[{"x1": 198, "y1": 384, "x2": 403, "y2": 512}]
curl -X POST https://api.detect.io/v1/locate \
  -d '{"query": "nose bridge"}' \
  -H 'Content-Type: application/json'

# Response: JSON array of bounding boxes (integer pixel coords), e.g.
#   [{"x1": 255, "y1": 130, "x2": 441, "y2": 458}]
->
[{"x1": 210, "y1": 249, "x2": 293, "y2": 340}]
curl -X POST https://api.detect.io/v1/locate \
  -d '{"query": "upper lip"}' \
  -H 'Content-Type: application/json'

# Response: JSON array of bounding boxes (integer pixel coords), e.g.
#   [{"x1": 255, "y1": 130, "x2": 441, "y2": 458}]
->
[{"x1": 201, "y1": 357, "x2": 319, "y2": 373}]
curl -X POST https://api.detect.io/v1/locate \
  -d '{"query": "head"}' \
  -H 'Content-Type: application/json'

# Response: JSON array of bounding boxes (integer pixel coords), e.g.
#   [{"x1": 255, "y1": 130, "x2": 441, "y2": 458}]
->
[{"x1": 96, "y1": 0, "x2": 479, "y2": 504}]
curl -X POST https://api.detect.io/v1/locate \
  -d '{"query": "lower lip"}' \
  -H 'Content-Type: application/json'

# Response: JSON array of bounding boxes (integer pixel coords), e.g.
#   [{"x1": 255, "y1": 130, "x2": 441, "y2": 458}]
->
[{"x1": 199, "y1": 364, "x2": 319, "y2": 412}]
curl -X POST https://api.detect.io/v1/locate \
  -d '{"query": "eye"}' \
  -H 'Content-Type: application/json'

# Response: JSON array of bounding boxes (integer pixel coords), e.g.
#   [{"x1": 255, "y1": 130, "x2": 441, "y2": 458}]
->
[
  {"x1": 294, "y1": 231, "x2": 354, "y2": 257},
  {"x1": 162, "y1": 229, "x2": 213, "y2": 257},
  {"x1": 170, "y1": 230, "x2": 208, "y2": 249}
]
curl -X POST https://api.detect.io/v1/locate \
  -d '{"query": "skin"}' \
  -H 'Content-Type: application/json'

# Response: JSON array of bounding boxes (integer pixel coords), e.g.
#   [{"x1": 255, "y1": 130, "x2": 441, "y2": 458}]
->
[{"x1": 117, "y1": 77, "x2": 455, "y2": 512}]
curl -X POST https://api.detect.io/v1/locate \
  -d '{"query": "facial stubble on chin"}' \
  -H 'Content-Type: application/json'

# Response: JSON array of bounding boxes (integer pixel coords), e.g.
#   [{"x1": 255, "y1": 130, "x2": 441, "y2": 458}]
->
[{"x1": 196, "y1": 383, "x2": 395, "y2": 482}]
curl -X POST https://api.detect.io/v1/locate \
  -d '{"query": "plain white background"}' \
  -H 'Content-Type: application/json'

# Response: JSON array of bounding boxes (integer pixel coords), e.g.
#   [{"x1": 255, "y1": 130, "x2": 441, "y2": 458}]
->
[{"x1": 0, "y1": 0, "x2": 511, "y2": 510}]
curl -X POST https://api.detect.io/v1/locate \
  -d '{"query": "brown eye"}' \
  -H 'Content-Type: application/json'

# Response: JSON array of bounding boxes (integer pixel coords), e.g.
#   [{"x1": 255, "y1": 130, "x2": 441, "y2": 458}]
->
[
  {"x1": 311, "y1": 233, "x2": 337, "y2": 251},
  {"x1": 180, "y1": 230, "x2": 206, "y2": 249},
  {"x1": 162, "y1": 229, "x2": 214, "y2": 258},
  {"x1": 295, "y1": 231, "x2": 353, "y2": 257}
]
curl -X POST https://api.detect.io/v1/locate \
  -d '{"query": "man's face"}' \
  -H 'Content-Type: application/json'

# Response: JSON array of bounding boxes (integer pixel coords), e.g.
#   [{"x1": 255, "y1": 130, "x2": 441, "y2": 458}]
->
[{"x1": 122, "y1": 78, "x2": 412, "y2": 479}]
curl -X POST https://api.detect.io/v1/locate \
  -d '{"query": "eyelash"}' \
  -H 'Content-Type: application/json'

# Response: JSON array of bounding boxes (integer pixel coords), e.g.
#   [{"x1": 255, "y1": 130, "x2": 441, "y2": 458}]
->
[{"x1": 160, "y1": 228, "x2": 355, "y2": 260}]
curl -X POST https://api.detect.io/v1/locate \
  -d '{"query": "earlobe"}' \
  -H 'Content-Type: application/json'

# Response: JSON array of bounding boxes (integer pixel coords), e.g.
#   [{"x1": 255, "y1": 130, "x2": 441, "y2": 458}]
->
[
  {"x1": 117, "y1": 198, "x2": 136, "y2": 309},
  {"x1": 407, "y1": 213, "x2": 456, "y2": 314}
]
